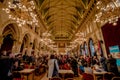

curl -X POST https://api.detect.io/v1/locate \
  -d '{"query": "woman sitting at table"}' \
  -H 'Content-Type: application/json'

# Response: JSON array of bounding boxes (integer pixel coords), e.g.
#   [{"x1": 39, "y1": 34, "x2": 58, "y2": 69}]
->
[
  {"x1": 12, "y1": 60, "x2": 23, "y2": 79},
  {"x1": 93, "y1": 61, "x2": 103, "y2": 72},
  {"x1": 84, "y1": 64, "x2": 93, "y2": 74},
  {"x1": 63, "y1": 62, "x2": 71, "y2": 70}
]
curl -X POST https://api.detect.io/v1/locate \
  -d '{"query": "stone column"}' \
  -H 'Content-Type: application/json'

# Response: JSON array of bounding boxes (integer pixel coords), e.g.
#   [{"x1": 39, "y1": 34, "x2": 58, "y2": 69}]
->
[
  {"x1": 12, "y1": 40, "x2": 22, "y2": 54},
  {"x1": 96, "y1": 22, "x2": 107, "y2": 58},
  {"x1": 27, "y1": 42, "x2": 33, "y2": 56},
  {"x1": 98, "y1": 29, "x2": 107, "y2": 58}
]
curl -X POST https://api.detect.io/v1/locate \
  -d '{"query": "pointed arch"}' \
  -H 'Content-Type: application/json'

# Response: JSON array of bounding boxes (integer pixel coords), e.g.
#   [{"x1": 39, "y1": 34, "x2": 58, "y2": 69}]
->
[
  {"x1": 20, "y1": 33, "x2": 31, "y2": 53},
  {"x1": 0, "y1": 23, "x2": 20, "y2": 52},
  {"x1": 88, "y1": 38, "x2": 95, "y2": 57}
]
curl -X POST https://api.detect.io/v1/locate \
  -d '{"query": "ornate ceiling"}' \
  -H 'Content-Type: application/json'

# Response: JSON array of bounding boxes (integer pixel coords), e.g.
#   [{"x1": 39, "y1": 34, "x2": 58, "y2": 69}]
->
[{"x1": 38, "y1": 0, "x2": 92, "y2": 41}]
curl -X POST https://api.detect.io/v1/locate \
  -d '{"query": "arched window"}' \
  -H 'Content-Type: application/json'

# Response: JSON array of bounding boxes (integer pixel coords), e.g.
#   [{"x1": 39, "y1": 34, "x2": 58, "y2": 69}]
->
[
  {"x1": 89, "y1": 39, "x2": 95, "y2": 56},
  {"x1": 0, "y1": 34, "x2": 14, "y2": 52},
  {"x1": 84, "y1": 42, "x2": 88, "y2": 56}
]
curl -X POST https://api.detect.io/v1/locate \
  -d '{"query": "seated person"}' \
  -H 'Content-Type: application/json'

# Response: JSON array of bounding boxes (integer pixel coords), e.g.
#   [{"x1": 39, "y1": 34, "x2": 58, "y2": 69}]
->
[
  {"x1": 24, "y1": 62, "x2": 29, "y2": 69},
  {"x1": 63, "y1": 62, "x2": 71, "y2": 70},
  {"x1": 12, "y1": 60, "x2": 23, "y2": 78},
  {"x1": 29, "y1": 63, "x2": 35, "y2": 69},
  {"x1": 93, "y1": 62, "x2": 103, "y2": 72},
  {"x1": 84, "y1": 64, "x2": 93, "y2": 74},
  {"x1": 93, "y1": 62, "x2": 103, "y2": 80}
]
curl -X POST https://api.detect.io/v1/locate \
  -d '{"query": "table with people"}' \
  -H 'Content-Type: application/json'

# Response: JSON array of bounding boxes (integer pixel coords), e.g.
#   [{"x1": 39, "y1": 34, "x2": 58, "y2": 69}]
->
[
  {"x1": 58, "y1": 70, "x2": 74, "y2": 80},
  {"x1": 0, "y1": 50, "x2": 120, "y2": 80},
  {"x1": 19, "y1": 69, "x2": 35, "y2": 80},
  {"x1": 93, "y1": 70, "x2": 108, "y2": 80}
]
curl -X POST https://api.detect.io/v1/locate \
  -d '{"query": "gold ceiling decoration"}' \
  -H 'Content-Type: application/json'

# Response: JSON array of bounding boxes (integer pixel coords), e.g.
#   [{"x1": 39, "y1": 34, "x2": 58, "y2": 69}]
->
[{"x1": 39, "y1": 0, "x2": 92, "y2": 41}]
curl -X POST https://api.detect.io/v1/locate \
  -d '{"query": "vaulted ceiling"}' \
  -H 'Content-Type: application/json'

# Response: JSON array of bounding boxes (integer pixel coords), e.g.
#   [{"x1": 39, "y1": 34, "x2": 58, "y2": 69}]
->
[{"x1": 38, "y1": 0, "x2": 92, "y2": 41}]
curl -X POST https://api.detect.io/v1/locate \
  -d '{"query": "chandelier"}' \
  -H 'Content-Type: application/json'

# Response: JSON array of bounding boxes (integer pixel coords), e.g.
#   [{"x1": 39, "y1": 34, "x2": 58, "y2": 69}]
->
[
  {"x1": 73, "y1": 32, "x2": 86, "y2": 44},
  {"x1": 40, "y1": 32, "x2": 54, "y2": 46},
  {"x1": 69, "y1": 32, "x2": 86, "y2": 49},
  {"x1": 94, "y1": 0, "x2": 120, "y2": 26},
  {"x1": 2, "y1": 0, "x2": 38, "y2": 27}
]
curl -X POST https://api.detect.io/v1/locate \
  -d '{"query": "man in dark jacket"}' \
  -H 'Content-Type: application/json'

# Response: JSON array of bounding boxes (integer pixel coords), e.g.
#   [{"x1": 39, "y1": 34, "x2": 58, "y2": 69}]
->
[
  {"x1": 71, "y1": 57, "x2": 79, "y2": 77},
  {"x1": 106, "y1": 54, "x2": 119, "y2": 75},
  {"x1": 0, "y1": 55, "x2": 11, "y2": 80}
]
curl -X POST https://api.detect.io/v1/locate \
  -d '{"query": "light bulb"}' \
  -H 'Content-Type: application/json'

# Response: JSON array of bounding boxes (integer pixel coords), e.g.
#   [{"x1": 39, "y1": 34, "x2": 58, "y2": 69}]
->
[
  {"x1": 9, "y1": 15, "x2": 12, "y2": 19},
  {"x1": 6, "y1": 8, "x2": 10, "y2": 13},
  {"x1": 18, "y1": 24, "x2": 22, "y2": 27},
  {"x1": 113, "y1": 22, "x2": 117, "y2": 26}
]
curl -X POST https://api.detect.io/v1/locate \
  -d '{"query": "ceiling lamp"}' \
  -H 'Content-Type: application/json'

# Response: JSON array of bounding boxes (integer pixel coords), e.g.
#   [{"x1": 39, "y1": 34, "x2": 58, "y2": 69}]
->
[
  {"x1": 94, "y1": 0, "x2": 120, "y2": 26},
  {"x1": 69, "y1": 32, "x2": 86, "y2": 49},
  {"x1": 2, "y1": 0, "x2": 38, "y2": 27}
]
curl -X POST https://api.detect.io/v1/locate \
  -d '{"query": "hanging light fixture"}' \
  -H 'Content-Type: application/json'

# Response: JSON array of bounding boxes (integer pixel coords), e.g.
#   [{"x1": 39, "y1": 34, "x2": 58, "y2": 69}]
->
[
  {"x1": 94, "y1": 0, "x2": 120, "y2": 26},
  {"x1": 2, "y1": 0, "x2": 38, "y2": 27}
]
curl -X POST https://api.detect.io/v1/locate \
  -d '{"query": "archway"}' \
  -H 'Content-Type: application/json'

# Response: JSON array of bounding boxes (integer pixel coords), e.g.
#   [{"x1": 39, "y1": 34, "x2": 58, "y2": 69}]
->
[
  {"x1": 20, "y1": 34, "x2": 30, "y2": 53},
  {"x1": 0, "y1": 24, "x2": 19, "y2": 53},
  {"x1": 89, "y1": 38, "x2": 95, "y2": 57},
  {"x1": 0, "y1": 34, "x2": 14, "y2": 52}
]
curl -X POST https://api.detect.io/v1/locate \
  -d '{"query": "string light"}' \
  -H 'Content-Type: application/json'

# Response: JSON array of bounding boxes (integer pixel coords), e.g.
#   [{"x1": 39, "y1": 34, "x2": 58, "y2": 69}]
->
[{"x1": 2, "y1": 0, "x2": 38, "y2": 27}]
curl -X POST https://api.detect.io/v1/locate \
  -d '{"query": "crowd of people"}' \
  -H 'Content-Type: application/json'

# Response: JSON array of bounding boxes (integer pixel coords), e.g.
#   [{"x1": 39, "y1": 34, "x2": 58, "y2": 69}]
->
[
  {"x1": 0, "y1": 51, "x2": 48, "y2": 80},
  {"x1": 47, "y1": 54, "x2": 120, "y2": 80},
  {"x1": 0, "y1": 50, "x2": 120, "y2": 80}
]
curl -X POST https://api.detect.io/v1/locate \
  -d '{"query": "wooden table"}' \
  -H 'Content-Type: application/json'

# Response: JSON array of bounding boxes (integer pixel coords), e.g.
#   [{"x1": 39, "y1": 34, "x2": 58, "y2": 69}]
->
[
  {"x1": 58, "y1": 70, "x2": 74, "y2": 80},
  {"x1": 93, "y1": 70, "x2": 108, "y2": 80},
  {"x1": 19, "y1": 69, "x2": 35, "y2": 80}
]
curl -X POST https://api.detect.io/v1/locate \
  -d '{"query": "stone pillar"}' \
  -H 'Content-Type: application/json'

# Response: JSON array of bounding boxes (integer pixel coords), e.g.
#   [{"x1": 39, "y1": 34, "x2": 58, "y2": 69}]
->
[
  {"x1": 12, "y1": 40, "x2": 22, "y2": 54},
  {"x1": 98, "y1": 29, "x2": 107, "y2": 58},
  {"x1": 96, "y1": 23, "x2": 107, "y2": 58},
  {"x1": 27, "y1": 42, "x2": 33, "y2": 56}
]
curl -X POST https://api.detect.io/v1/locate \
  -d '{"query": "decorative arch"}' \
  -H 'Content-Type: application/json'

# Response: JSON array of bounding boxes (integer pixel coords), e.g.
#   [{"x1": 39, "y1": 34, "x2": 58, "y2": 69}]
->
[
  {"x1": 0, "y1": 20, "x2": 21, "y2": 40},
  {"x1": 20, "y1": 33, "x2": 31, "y2": 53},
  {"x1": 88, "y1": 38, "x2": 95, "y2": 57},
  {"x1": 22, "y1": 32, "x2": 32, "y2": 43},
  {"x1": 0, "y1": 23, "x2": 20, "y2": 52}
]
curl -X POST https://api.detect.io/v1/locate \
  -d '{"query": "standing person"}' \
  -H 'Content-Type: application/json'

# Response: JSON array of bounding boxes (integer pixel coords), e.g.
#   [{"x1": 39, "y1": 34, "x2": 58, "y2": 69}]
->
[
  {"x1": 48, "y1": 54, "x2": 59, "y2": 80},
  {"x1": 100, "y1": 55, "x2": 107, "y2": 71},
  {"x1": 106, "y1": 54, "x2": 119, "y2": 75},
  {"x1": 92, "y1": 56, "x2": 99, "y2": 66},
  {"x1": 0, "y1": 51, "x2": 10, "y2": 80},
  {"x1": 0, "y1": 51, "x2": 14, "y2": 80},
  {"x1": 22, "y1": 51, "x2": 28, "y2": 62},
  {"x1": 71, "y1": 57, "x2": 79, "y2": 77}
]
